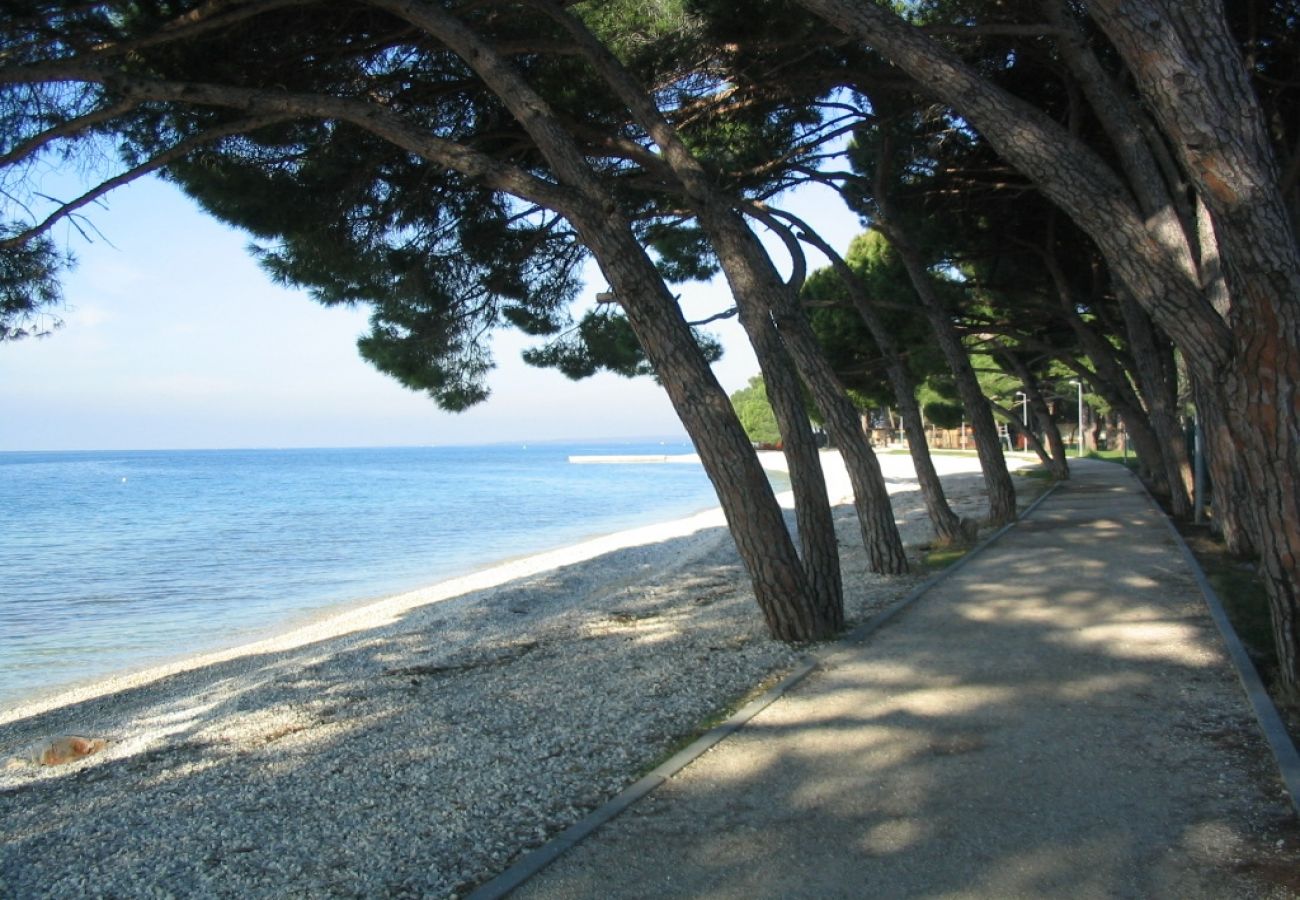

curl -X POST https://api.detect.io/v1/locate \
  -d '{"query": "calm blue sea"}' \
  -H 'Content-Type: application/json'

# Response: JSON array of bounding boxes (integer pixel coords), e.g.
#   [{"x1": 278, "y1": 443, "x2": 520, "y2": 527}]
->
[{"x1": 0, "y1": 440, "x2": 723, "y2": 713}]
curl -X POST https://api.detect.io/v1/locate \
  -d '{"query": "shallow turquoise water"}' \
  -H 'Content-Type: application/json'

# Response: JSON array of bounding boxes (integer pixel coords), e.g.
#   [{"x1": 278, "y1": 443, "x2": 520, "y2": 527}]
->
[{"x1": 0, "y1": 440, "x2": 719, "y2": 711}]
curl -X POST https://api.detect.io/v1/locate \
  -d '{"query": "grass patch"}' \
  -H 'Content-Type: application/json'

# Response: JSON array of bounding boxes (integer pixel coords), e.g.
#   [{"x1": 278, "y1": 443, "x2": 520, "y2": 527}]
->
[
  {"x1": 922, "y1": 545, "x2": 970, "y2": 571},
  {"x1": 1176, "y1": 522, "x2": 1300, "y2": 741},
  {"x1": 1013, "y1": 465, "x2": 1053, "y2": 481},
  {"x1": 882, "y1": 448, "x2": 979, "y2": 456},
  {"x1": 1083, "y1": 448, "x2": 1141, "y2": 471},
  {"x1": 1179, "y1": 524, "x2": 1276, "y2": 674}
]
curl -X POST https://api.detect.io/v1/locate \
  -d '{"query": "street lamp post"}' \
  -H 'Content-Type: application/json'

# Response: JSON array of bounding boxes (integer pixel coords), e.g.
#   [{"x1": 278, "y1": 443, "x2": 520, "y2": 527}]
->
[
  {"x1": 1069, "y1": 380, "x2": 1084, "y2": 458},
  {"x1": 1015, "y1": 391, "x2": 1028, "y2": 452}
]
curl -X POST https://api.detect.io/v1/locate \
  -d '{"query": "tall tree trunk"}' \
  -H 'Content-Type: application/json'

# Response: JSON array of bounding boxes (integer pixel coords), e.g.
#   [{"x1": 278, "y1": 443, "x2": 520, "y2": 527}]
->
[
  {"x1": 1042, "y1": 0, "x2": 1199, "y2": 274},
  {"x1": 1115, "y1": 402, "x2": 1168, "y2": 486},
  {"x1": 788, "y1": 215, "x2": 971, "y2": 545},
  {"x1": 1119, "y1": 293, "x2": 1194, "y2": 517},
  {"x1": 1090, "y1": 0, "x2": 1300, "y2": 695},
  {"x1": 578, "y1": 221, "x2": 838, "y2": 640},
  {"x1": 729, "y1": 284, "x2": 845, "y2": 628},
  {"x1": 879, "y1": 217, "x2": 1018, "y2": 525},
  {"x1": 702, "y1": 205, "x2": 909, "y2": 574},
  {"x1": 410, "y1": 3, "x2": 840, "y2": 640},
  {"x1": 998, "y1": 349, "x2": 1071, "y2": 480},
  {"x1": 539, "y1": 3, "x2": 905, "y2": 579},
  {"x1": 1044, "y1": 249, "x2": 1173, "y2": 496},
  {"x1": 1042, "y1": 405, "x2": 1071, "y2": 478},
  {"x1": 1088, "y1": 407, "x2": 1103, "y2": 454},
  {"x1": 1188, "y1": 190, "x2": 1255, "y2": 555},
  {"x1": 1190, "y1": 374, "x2": 1257, "y2": 557}
]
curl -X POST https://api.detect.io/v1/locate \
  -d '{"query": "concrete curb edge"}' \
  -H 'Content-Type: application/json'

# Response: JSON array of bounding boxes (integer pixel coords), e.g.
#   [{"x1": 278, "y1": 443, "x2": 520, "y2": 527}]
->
[
  {"x1": 465, "y1": 478, "x2": 1061, "y2": 899},
  {"x1": 1131, "y1": 469, "x2": 1300, "y2": 819}
]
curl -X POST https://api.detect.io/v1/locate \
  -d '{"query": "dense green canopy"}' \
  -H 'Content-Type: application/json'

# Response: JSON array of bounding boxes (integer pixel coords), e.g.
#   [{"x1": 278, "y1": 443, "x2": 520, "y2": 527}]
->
[{"x1": 4, "y1": 0, "x2": 1300, "y2": 686}]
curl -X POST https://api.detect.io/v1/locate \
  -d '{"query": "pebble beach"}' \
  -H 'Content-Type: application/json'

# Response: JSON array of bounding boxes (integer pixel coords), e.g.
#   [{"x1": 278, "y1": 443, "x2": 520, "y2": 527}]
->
[{"x1": 0, "y1": 450, "x2": 1010, "y2": 898}]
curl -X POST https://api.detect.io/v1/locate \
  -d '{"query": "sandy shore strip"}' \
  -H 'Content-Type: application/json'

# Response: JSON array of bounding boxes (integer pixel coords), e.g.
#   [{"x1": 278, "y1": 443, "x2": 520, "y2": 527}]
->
[{"x1": 0, "y1": 450, "x2": 1030, "y2": 898}]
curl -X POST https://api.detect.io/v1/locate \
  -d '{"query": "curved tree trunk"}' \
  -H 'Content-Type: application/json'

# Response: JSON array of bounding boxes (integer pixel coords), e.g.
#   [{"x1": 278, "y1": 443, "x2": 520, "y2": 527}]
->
[
  {"x1": 1118, "y1": 402, "x2": 1173, "y2": 488},
  {"x1": 880, "y1": 217, "x2": 1018, "y2": 525},
  {"x1": 409, "y1": 6, "x2": 841, "y2": 640},
  {"x1": 790, "y1": 217, "x2": 971, "y2": 545},
  {"x1": 702, "y1": 204, "x2": 909, "y2": 575},
  {"x1": 1041, "y1": 406, "x2": 1071, "y2": 479},
  {"x1": 998, "y1": 350, "x2": 1071, "y2": 480},
  {"x1": 537, "y1": 5, "x2": 902, "y2": 582},
  {"x1": 580, "y1": 221, "x2": 836, "y2": 640},
  {"x1": 1119, "y1": 293, "x2": 1194, "y2": 517},
  {"x1": 732, "y1": 290, "x2": 845, "y2": 628},
  {"x1": 1001, "y1": 407, "x2": 1051, "y2": 466},
  {"x1": 772, "y1": 302, "x2": 910, "y2": 574},
  {"x1": 1191, "y1": 375, "x2": 1257, "y2": 557},
  {"x1": 1045, "y1": 255, "x2": 1175, "y2": 496},
  {"x1": 894, "y1": 388, "x2": 974, "y2": 544}
]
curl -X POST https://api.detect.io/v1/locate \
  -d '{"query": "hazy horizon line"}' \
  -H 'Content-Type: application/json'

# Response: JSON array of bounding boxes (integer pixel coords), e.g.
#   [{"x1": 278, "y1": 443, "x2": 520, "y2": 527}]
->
[{"x1": 0, "y1": 433, "x2": 696, "y2": 455}]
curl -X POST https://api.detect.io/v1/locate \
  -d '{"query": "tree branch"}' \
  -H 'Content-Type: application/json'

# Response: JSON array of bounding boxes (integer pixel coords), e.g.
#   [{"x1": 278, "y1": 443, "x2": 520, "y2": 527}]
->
[
  {"x1": 0, "y1": 64, "x2": 581, "y2": 215},
  {"x1": 0, "y1": 98, "x2": 136, "y2": 169},
  {"x1": 1, "y1": 113, "x2": 288, "y2": 248},
  {"x1": 687, "y1": 306, "x2": 737, "y2": 326}
]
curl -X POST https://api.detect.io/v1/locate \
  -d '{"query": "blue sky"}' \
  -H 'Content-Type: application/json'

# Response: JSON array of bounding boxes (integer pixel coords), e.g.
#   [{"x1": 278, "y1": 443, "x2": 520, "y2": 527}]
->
[{"x1": 1, "y1": 175, "x2": 863, "y2": 451}]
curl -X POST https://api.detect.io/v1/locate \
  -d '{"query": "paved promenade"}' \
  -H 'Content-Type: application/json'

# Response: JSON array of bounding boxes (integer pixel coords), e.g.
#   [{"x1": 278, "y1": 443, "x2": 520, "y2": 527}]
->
[{"x1": 507, "y1": 461, "x2": 1299, "y2": 898}]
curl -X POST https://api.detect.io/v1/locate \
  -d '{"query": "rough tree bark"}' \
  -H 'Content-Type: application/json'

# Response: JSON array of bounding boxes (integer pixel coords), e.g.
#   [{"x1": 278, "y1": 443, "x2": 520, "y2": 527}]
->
[
  {"x1": 789, "y1": 215, "x2": 972, "y2": 545},
  {"x1": 1088, "y1": 0, "x2": 1300, "y2": 694},
  {"x1": 381, "y1": 0, "x2": 845, "y2": 639},
  {"x1": 538, "y1": 3, "x2": 906, "y2": 577},
  {"x1": 1191, "y1": 372, "x2": 1258, "y2": 557},
  {"x1": 1042, "y1": 0, "x2": 1200, "y2": 277},
  {"x1": 1118, "y1": 293, "x2": 1194, "y2": 518},
  {"x1": 1192, "y1": 193, "x2": 1255, "y2": 554},
  {"x1": 876, "y1": 214, "x2": 1018, "y2": 525},
  {"x1": 718, "y1": 274, "x2": 845, "y2": 626},
  {"x1": 580, "y1": 222, "x2": 833, "y2": 639},
  {"x1": 702, "y1": 204, "x2": 909, "y2": 574}
]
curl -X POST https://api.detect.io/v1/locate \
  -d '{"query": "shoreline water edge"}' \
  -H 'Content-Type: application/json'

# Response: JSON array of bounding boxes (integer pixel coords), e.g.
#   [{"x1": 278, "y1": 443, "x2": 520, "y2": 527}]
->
[
  {"x1": 0, "y1": 441, "x2": 723, "y2": 715},
  {"x1": 1, "y1": 451, "x2": 733, "y2": 725},
  {"x1": 0, "y1": 450, "x2": 1015, "y2": 898}
]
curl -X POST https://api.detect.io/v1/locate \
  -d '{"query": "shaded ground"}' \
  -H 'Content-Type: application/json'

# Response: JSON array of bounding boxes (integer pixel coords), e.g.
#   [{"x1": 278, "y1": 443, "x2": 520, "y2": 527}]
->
[
  {"x1": 514, "y1": 461, "x2": 1300, "y2": 899},
  {"x1": 1176, "y1": 522, "x2": 1300, "y2": 750},
  {"x1": 0, "y1": 456, "x2": 996, "y2": 898}
]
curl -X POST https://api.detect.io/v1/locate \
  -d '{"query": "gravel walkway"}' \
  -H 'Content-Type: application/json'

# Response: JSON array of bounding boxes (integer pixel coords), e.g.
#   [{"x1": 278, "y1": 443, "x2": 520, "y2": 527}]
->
[{"x1": 514, "y1": 460, "x2": 1300, "y2": 899}]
